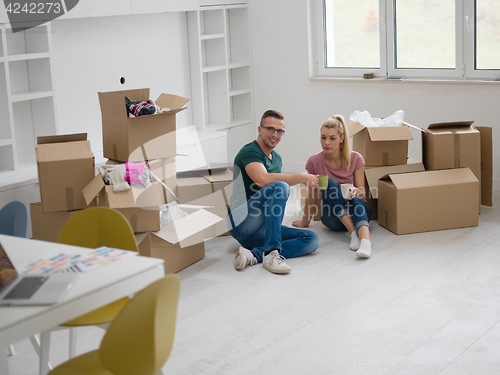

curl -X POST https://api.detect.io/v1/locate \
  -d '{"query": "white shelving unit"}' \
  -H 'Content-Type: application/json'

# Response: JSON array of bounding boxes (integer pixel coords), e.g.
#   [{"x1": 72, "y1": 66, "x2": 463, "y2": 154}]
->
[
  {"x1": 188, "y1": 2, "x2": 254, "y2": 162},
  {"x1": 0, "y1": 23, "x2": 58, "y2": 180}
]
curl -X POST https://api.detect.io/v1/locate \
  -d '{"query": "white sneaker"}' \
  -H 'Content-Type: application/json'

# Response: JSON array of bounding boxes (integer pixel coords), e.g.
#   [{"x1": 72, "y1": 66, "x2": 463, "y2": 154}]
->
[
  {"x1": 263, "y1": 250, "x2": 291, "y2": 274},
  {"x1": 234, "y1": 246, "x2": 257, "y2": 270}
]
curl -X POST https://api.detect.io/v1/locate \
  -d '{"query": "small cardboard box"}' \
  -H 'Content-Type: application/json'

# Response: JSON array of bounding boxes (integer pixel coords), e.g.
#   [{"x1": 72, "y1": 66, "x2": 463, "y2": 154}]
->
[
  {"x1": 30, "y1": 202, "x2": 80, "y2": 242},
  {"x1": 299, "y1": 183, "x2": 321, "y2": 222},
  {"x1": 177, "y1": 167, "x2": 233, "y2": 203},
  {"x1": 378, "y1": 168, "x2": 479, "y2": 235},
  {"x1": 147, "y1": 157, "x2": 177, "y2": 203},
  {"x1": 364, "y1": 162, "x2": 425, "y2": 219},
  {"x1": 135, "y1": 205, "x2": 223, "y2": 274},
  {"x1": 346, "y1": 121, "x2": 414, "y2": 167},
  {"x1": 83, "y1": 175, "x2": 165, "y2": 233},
  {"x1": 36, "y1": 133, "x2": 97, "y2": 213},
  {"x1": 98, "y1": 88, "x2": 189, "y2": 162},
  {"x1": 177, "y1": 167, "x2": 233, "y2": 237},
  {"x1": 422, "y1": 121, "x2": 492, "y2": 207}
]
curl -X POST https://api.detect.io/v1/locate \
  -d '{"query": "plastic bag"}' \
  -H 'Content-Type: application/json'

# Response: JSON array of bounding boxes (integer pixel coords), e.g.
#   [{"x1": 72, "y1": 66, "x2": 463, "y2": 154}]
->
[
  {"x1": 349, "y1": 110, "x2": 404, "y2": 127},
  {"x1": 159, "y1": 201, "x2": 188, "y2": 227}
]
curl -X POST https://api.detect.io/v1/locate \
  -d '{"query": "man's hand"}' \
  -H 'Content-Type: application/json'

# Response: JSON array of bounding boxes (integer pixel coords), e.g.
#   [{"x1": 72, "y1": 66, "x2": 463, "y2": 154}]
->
[{"x1": 302, "y1": 174, "x2": 319, "y2": 189}]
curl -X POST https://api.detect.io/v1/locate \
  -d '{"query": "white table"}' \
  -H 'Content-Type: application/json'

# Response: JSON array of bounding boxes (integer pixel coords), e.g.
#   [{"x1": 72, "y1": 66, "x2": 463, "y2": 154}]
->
[{"x1": 0, "y1": 234, "x2": 165, "y2": 375}]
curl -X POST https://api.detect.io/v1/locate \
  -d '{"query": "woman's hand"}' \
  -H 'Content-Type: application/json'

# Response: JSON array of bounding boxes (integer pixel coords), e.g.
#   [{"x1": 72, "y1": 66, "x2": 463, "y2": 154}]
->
[{"x1": 292, "y1": 219, "x2": 310, "y2": 228}]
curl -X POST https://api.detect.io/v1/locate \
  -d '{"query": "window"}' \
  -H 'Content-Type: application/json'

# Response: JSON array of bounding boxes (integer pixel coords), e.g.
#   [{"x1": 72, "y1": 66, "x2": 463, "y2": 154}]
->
[{"x1": 314, "y1": 0, "x2": 500, "y2": 80}]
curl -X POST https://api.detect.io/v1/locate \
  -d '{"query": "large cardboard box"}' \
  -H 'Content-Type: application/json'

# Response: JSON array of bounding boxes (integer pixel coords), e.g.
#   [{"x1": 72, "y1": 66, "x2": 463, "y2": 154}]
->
[
  {"x1": 36, "y1": 133, "x2": 97, "y2": 213},
  {"x1": 83, "y1": 175, "x2": 165, "y2": 233},
  {"x1": 30, "y1": 202, "x2": 80, "y2": 242},
  {"x1": 135, "y1": 205, "x2": 222, "y2": 274},
  {"x1": 364, "y1": 162, "x2": 425, "y2": 219},
  {"x1": 346, "y1": 121, "x2": 414, "y2": 167},
  {"x1": 98, "y1": 88, "x2": 189, "y2": 162},
  {"x1": 422, "y1": 121, "x2": 494, "y2": 207},
  {"x1": 378, "y1": 168, "x2": 479, "y2": 235}
]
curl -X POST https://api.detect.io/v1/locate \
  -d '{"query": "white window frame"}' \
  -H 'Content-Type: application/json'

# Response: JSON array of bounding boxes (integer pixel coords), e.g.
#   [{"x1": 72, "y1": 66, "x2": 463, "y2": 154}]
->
[
  {"x1": 464, "y1": 0, "x2": 500, "y2": 79},
  {"x1": 312, "y1": 0, "x2": 500, "y2": 80}
]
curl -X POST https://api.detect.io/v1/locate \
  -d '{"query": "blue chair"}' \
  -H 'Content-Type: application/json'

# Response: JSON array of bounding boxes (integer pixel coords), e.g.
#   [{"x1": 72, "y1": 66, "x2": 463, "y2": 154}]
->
[
  {"x1": 0, "y1": 201, "x2": 29, "y2": 238},
  {"x1": 0, "y1": 201, "x2": 29, "y2": 357}
]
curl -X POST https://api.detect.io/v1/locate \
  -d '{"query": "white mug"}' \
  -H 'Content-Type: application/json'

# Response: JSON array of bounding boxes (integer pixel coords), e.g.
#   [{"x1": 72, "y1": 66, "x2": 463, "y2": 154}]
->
[{"x1": 340, "y1": 183, "x2": 354, "y2": 199}]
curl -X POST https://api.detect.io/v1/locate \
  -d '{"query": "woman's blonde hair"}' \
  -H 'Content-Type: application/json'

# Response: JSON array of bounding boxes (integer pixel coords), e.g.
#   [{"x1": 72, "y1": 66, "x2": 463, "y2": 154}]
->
[{"x1": 321, "y1": 115, "x2": 351, "y2": 171}]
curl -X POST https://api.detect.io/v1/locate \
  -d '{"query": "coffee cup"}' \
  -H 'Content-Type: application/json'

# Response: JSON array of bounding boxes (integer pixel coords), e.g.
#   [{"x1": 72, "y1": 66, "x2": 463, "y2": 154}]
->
[
  {"x1": 318, "y1": 175, "x2": 328, "y2": 190},
  {"x1": 341, "y1": 183, "x2": 354, "y2": 199}
]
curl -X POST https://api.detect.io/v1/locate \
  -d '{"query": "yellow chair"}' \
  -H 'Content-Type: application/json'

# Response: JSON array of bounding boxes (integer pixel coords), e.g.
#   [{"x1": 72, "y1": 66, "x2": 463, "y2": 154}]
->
[
  {"x1": 48, "y1": 274, "x2": 180, "y2": 375},
  {"x1": 32, "y1": 207, "x2": 139, "y2": 375}
]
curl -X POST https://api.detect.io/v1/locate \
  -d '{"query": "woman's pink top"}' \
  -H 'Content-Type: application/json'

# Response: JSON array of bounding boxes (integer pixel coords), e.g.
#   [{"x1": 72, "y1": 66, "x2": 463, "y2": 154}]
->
[{"x1": 305, "y1": 151, "x2": 365, "y2": 185}]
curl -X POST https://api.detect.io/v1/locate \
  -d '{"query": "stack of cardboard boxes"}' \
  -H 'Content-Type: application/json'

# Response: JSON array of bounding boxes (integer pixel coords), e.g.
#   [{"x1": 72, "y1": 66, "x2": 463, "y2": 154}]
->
[
  {"x1": 31, "y1": 88, "x2": 224, "y2": 274},
  {"x1": 301, "y1": 118, "x2": 492, "y2": 235}
]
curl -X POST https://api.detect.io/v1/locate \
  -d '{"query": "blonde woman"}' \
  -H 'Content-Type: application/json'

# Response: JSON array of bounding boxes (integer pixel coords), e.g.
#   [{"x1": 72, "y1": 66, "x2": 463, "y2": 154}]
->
[{"x1": 292, "y1": 115, "x2": 372, "y2": 258}]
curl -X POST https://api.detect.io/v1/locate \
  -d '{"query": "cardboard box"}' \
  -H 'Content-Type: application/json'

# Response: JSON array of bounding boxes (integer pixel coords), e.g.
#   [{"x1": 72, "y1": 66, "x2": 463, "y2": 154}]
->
[
  {"x1": 422, "y1": 121, "x2": 494, "y2": 207},
  {"x1": 477, "y1": 126, "x2": 493, "y2": 206},
  {"x1": 135, "y1": 205, "x2": 223, "y2": 274},
  {"x1": 36, "y1": 133, "x2": 97, "y2": 213},
  {"x1": 30, "y1": 202, "x2": 80, "y2": 242},
  {"x1": 364, "y1": 162, "x2": 425, "y2": 219},
  {"x1": 147, "y1": 157, "x2": 177, "y2": 203},
  {"x1": 378, "y1": 168, "x2": 479, "y2": 235},
  {"x1": 177, "y1": 167, "x2": 233, "y2": 203},
  {"x1": 98, "y1": 88, "x2": 189, "y2": 162},
  {"x1": 299, "y1": 184, "x2": 321, "y2": 222},
  {"x1": 83, "y1": 175, "x2": 165, "y2": 233},
  {"x1": 177, "y1": 167, "x2": 233, "y2": 237},
  {"x1": 346, "y1": 121, "x2": 414, "y2": 167}
]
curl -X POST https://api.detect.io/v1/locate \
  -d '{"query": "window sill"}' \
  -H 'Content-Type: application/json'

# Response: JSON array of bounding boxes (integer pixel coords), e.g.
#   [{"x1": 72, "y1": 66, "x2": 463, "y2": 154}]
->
[{"x1": 310, "y1": 76, "x2": 500, "y2": 85}]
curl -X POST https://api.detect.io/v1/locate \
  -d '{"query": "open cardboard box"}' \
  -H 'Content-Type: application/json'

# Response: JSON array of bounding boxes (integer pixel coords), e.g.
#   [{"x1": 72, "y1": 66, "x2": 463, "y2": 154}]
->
[
  {"x1": 177, "y1": 166, "x2": 233, "y2": 237},
  {"x1": 36, "y1": 133, "x2": 97, "y2": 213},
  {"x1": 364, "y1": 161, "x2": 425, "y2": 219},
  {"x1": 98, "y1": 88, "x2": 189, "y2": 162},
  {"x1": 346, "y1": 121, "x2": 414, "y2": 167},
  {"x1": 83, "y1": 175, "x2": 166, "y2": 233},
  {"x1": 378, "y1": 167, "x2": 479, "y2": 235},
  {"x1": 135, "y1": 204, "x2": 223, "y2": 274},
  {"x1": 422, "y1": 121, "x2": 492, "y2": 206}
]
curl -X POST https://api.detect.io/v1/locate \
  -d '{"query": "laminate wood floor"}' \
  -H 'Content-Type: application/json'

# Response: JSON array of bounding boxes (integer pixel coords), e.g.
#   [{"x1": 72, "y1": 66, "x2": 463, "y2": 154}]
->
[{"x1": 8, "y1": 188, "x2": 500, "y2": 375}]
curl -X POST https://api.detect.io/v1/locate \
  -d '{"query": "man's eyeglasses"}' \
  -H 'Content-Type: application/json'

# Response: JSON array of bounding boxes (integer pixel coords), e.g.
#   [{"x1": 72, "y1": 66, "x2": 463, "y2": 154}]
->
[{"x1": 262, "y1": 126, "x2": 285, "y2": 136}]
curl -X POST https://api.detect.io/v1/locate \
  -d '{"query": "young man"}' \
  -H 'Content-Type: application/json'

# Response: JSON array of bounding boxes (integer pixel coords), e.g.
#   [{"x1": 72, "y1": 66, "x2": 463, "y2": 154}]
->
[{"x1": 226, "y1": 110, "x2": 320, "y2": 274}]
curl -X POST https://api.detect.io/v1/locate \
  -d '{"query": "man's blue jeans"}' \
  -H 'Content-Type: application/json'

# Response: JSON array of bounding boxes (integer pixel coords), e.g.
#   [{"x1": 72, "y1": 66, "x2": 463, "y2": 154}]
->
[
  {"x1": 321, "y1": 178, "x2": 372, "y2": 232},
  {"x1": 227, "y1": 181, "x2": 319, "y2": 263}
]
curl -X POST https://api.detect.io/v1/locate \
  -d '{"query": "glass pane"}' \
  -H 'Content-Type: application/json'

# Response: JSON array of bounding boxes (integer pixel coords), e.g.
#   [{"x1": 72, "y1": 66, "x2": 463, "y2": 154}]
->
[
  {"x1": 476, "y1": 0, "x2": 500, "y2": 70},
  {"x1": 395, "y1": 0, "x2": 455, "y2": 69},
  {"x1": 324, "y1": 0, "x2": 380, "y2": 69}
]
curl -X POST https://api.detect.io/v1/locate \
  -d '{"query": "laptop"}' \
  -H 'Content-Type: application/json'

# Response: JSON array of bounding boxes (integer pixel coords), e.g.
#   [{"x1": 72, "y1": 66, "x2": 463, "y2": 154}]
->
[{"x1": 0, "y1": 242, "x2": 80, "y2": 306}]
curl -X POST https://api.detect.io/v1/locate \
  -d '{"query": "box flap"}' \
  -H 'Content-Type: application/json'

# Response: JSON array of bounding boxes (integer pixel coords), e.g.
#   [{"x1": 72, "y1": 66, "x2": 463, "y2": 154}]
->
[
  {"x1": 36, "y1": 140, "x2": 94, "y2": 162},
  {"x1": 98, "y1": 88, "x2": 150, "y2": 118},
  {"x1": 37, "y1": 133, "x2": 87, "y2": 145},
  {"x1": 427, "y1": 121, "x2": 474, "y2": 130},
  {"x1": 366, "y1": 125, "x2": 413, "y2": 142},
  {"x1": 82, "y1": 175, "x2": 105, "y2": 206},
  {"x1": 155, "y1": 93, "x2": 190, "y2": 111},
  {"x1": 152, "y1": 209, "x2": 222, "y2": 244},
  {"x1": 201, "y1": 168, "x2": 233, "y2": 183},
  {"x1": 389, "y1": 168, "x2": 478, "y2": 190},
  {"x1": 365, "y1": 162, "x2": 424, "y2": 198},
  {"x1": 345, "y1": 121, "x2": 366, "y2": 138}
]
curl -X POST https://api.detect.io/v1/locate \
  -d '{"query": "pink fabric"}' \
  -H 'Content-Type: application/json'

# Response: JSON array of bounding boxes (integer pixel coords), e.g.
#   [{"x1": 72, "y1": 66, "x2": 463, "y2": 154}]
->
[
  {"x1": 305, "y1": 151, "x2": 364, "y2": 185},
  {"x1": 124, "y1": 163, "x2": 147, "y2": 185}
]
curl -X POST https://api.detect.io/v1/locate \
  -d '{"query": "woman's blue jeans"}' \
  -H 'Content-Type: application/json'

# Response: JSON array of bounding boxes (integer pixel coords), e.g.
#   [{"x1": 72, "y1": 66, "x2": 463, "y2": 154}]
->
[
  {"x1": 321, "y1": 178, "x2": 372, "y2": 232},
  {"x1": 227, "y1": 181, "x2": 319, "y2": 263}
]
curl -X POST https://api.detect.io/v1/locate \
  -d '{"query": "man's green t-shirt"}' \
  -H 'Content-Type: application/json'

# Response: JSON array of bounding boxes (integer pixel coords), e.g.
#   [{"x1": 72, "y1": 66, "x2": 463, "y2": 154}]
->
[{"x1": 229, "y1": 140, "x2": 282, "y2": 210}]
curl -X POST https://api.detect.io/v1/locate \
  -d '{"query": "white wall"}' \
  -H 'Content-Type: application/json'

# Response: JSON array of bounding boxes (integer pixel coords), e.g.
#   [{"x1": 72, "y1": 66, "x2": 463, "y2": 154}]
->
[
  {"x1": 248, "y1": 0, "x2": 499, "y2": 189},
  {"x1": 50, "y1": 12, "x2": 193, "y2": 162}
]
